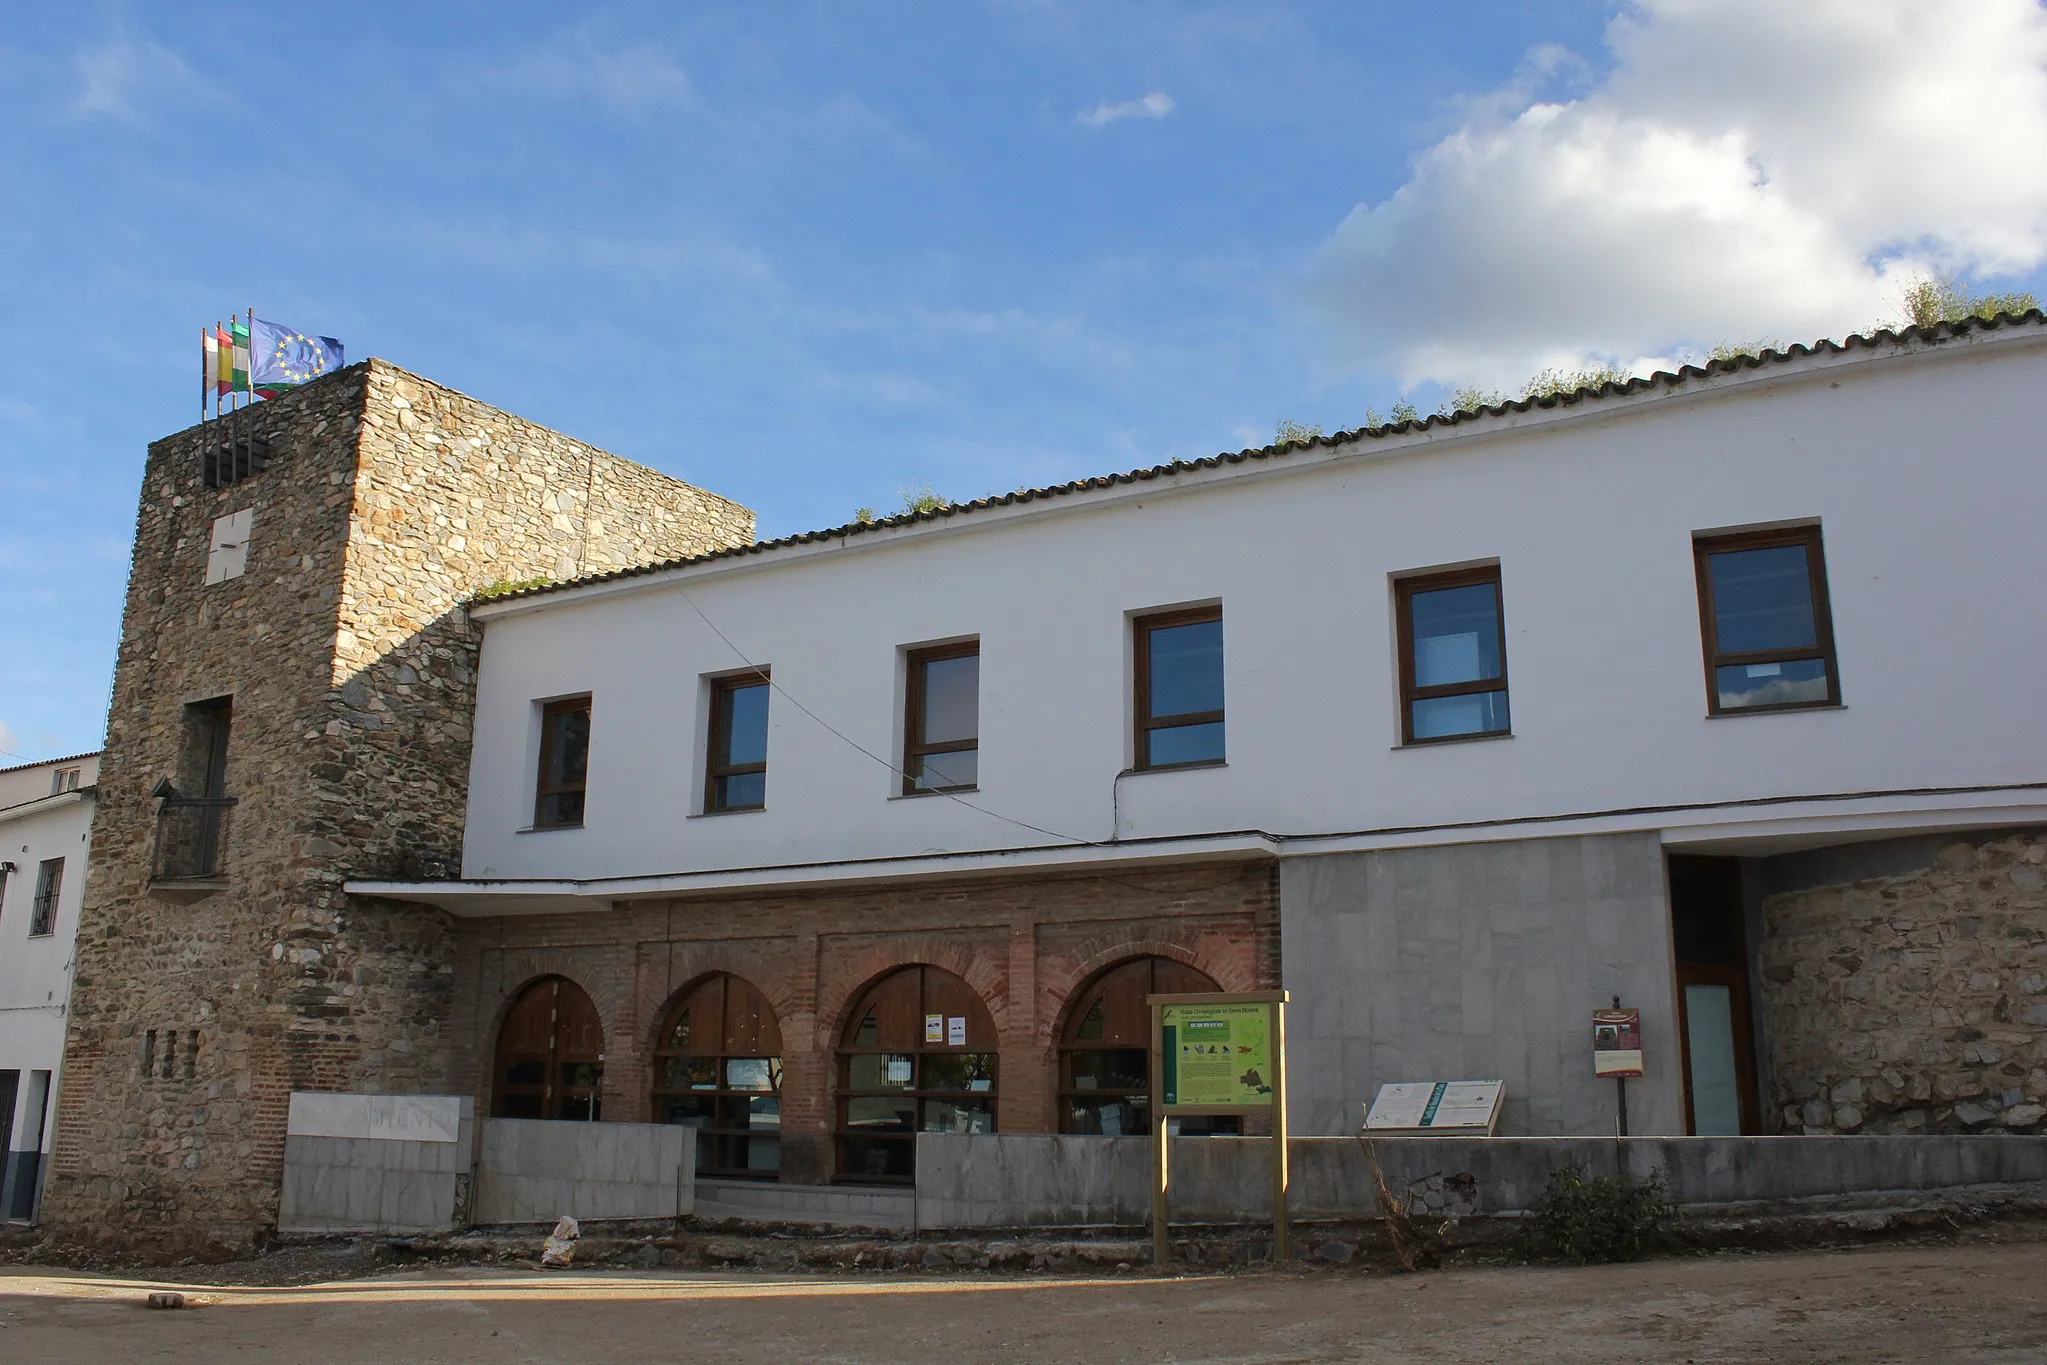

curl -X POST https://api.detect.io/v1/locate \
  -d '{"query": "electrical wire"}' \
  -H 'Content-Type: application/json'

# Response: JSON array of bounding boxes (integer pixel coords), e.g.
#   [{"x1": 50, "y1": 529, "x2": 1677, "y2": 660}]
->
[{"x1": 672, "y1": 587, "x2": 1235, "y2": 904}]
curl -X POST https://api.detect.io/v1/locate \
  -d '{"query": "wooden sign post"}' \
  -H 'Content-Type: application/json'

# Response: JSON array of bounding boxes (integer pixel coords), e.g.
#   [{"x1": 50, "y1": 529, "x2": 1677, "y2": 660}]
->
[{"x1": 1148, "y1": 990, "x2": 1289, "y2": 1267}]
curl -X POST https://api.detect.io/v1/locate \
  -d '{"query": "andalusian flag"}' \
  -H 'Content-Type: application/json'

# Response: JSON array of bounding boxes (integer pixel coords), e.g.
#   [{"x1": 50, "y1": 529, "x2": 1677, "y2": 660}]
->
[
  {"x1": 214, "y1": 324, "x2": 235, "y2": 396},
  {"x1": 251, "y1": 318, "x2": 345, "y2": 398},
  {"x1": 230, "y1": 318, "x2": 250, "y2": 393}
]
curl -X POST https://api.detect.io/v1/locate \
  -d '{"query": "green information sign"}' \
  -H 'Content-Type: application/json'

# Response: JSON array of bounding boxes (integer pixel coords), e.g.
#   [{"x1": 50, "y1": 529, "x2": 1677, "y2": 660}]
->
[{"x1": 1159, "y1": 1001, "x2": 1276, "y2": 1109}]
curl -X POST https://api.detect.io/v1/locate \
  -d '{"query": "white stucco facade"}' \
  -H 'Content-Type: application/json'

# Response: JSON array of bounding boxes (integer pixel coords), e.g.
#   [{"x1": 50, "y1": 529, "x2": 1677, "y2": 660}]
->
[
  {"x1": 346, "y1": 319, "x2": 2047, "y2": 1141},
  {"x1": 0, "y1": 753, "x2": 98, "y2": 1221},
  {"x1": 436, "y1": 323, "x2": 2047, "y2": 895}
]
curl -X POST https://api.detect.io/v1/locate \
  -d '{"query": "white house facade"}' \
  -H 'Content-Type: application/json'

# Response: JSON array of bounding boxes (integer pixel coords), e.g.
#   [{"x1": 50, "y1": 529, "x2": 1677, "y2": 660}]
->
[
  {"x1": 0, "y1": 752, "x2": 97, "y2": 1223},
  {"x1": 351, "y1": 318, "x2": 2047, "y2": 1172}
]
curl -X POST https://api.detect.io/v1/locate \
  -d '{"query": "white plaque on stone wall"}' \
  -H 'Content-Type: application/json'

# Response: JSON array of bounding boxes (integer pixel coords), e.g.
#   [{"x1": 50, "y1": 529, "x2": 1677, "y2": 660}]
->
[
  {"x1": 288, "y1": 1091, "x2": 463, "y2": 1143},
  {"x1": 1363, "y1": 1080, "x2": 1504, "y2": 1135}
]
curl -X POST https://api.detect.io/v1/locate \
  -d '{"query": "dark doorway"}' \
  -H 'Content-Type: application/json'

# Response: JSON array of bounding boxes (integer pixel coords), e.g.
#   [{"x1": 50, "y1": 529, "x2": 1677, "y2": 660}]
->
[
  {"x1": 1667, "y1": 855, "x2": 1760, "y2": 1134},
  {"x1": 493, "y1": 977, "x2": 605, "y2": 1120}
]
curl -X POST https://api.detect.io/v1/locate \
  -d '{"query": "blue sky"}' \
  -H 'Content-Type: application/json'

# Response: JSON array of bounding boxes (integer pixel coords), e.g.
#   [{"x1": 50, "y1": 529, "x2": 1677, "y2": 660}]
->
[{"x1": 3, "y1": 1, "x2": 2044, "y2": 763}]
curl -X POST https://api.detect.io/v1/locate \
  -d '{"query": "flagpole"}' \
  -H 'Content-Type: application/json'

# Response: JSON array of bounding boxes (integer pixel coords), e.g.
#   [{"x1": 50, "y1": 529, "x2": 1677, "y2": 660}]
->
[{"x1": 200, "y1": 325, "x2": 206, "y2": 427}]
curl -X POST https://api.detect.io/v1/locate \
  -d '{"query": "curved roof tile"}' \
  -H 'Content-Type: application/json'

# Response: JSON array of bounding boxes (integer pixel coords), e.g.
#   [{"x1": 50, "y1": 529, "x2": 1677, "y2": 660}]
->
[{"x1": 473, "y1": 309, "x2": 2046, "y2": 607}]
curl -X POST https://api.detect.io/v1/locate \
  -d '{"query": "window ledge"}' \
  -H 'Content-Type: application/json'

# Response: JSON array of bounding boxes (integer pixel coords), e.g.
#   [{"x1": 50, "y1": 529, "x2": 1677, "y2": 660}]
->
[
  {"x1": 688, "y1": 805, "x2": 766, "y2": 819},
  {"x1": 1704, "y1": 703, "x2": 1848, "y2": 720},
  {"x1": 1393, "y1": 730, "x2": 1514, "y2": 751},
  {"x1": 516, "y1": 823, "x2": 585, "y2": 834},
  {"x1": 1119, "y1": 760, "x2": 1228, "y2": 778},
  {"x1": 889, "y1": 787, "x2": 980, "y2": 801}
]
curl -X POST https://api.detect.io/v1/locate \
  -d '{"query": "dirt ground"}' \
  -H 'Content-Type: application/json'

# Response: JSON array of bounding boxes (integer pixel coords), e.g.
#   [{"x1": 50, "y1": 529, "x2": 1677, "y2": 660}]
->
[{"x1": 2, "y1": 1241, "x2": 2045, "y2": 1363}]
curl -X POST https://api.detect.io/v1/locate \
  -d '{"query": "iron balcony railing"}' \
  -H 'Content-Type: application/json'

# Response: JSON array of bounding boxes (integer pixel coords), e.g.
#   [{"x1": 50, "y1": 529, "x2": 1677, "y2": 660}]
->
[{"x1": 152, "y1": 796, "x2": 236, "y2": 882}]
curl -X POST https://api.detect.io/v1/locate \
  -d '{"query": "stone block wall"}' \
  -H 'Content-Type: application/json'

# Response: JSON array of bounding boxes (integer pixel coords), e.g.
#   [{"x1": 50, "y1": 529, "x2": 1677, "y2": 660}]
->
[
  {"x1": 1754, "y1": 827, "x2": 2047, "y2": 1135},
  {"x1": 46, "y1": 360, "x2": 752, "y2": 1254},
  {"x1": 438, "y1": 859, "x2": 1279, "y2": 1186},
  {"x1": 1279, "y1": 832, "x2": 1686, "y2": 1138}
]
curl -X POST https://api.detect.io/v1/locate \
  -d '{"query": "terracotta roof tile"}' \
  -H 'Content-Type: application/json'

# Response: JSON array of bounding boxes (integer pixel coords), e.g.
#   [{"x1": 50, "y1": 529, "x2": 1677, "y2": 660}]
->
[{"x1": 474, "y1": 310, "x2": 2045, "y2": 607}]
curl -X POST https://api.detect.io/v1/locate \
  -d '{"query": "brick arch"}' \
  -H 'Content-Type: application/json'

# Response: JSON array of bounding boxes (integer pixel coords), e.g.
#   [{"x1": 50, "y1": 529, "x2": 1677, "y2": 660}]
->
[
  {"x1": 641, "y1": 966, "x2": 794, "y2": 1059},
  {"x1": 1052, "y1": 952, "x2": 1225, "y2": 1039},
  {"x1": 815, "y1": 938, "x2": 1007, "y2": 1049},
  {"x1": 1043, "y1": 929, "x2": 1256, "y2": 1042},
  {"x1": 480, "y1": 954, "x2": 630, "y2": 1057}
]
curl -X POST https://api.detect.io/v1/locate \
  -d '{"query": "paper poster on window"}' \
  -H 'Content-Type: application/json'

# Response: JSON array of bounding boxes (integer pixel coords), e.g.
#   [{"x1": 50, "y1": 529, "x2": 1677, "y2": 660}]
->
[
  {"x1": 1159, "y1": 1001, "x2": 1275, "y2": 1109},
  {"x1": 1593, "y1": 1007, "x2": 1643, "y2": 1078},
  {"x1": 924, "y1": 1014, "x2": 944, "y2": 1044},
  {"x1": 947, "y1": 1016, "x2": 966, "y2": 1046},
  {"x1": 885, "y1": 1056, "x2": 913, "y2": 1083}
]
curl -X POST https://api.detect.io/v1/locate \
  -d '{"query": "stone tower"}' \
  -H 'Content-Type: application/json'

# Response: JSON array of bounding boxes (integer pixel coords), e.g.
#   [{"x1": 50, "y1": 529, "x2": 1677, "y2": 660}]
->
[{"x1": 43, "y1": 360, "x2": 752, "y2": 1253}]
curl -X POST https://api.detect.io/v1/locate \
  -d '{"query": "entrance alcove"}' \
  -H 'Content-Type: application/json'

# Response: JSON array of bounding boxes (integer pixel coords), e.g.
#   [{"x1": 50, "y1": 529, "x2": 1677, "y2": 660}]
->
[
  {"x1": 491, "y1": 976, "x2": 605, "y2": 1121},
  {"x1": 651, "y1": 972, "x2": 785, "y2": 1178},
  {"x1": 1058, "y1": 956, "x2": 1237, "y2": 1136},
  {"x1": 835, "y1": 965, "x2": 997, "y2": 1182}
]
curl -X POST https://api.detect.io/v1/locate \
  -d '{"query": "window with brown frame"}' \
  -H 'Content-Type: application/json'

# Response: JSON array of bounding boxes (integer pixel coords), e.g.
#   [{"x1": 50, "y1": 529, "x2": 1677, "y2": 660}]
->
[
  {"x1": 705, "y1": 670, "x2": 770, "y2": 812},
  {"x1": 1058, "y1": 956, "x2": 1237, "y2": 1137},
  {"x1": 1693, "y1": 525, "x2": 1839, "y2": 714},
  {"x1": 1395, "y1": 566, "x2": 1510, "y2": 744},
  {"x1": 652, "y1": 973, "x2": 784, "y2": 1178},
  {"x1": 1133, "y1": 606, "x2": 1225, "y2": 770},
  {"x1": 836, "y1": 965, "x2": 997, "y2": 1182},
  {"x1": 903, "y1": 642, "x2": 979, "y2": 794},
  {"x1": 533, "y1": 697, "x2": 591, "y2": 828}
]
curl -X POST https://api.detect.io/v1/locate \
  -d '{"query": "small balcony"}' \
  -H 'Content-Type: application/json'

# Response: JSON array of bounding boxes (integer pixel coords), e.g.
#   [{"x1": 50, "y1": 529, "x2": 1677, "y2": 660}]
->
[{"x1": 150, "y1": 795, "x2": 236, "y2": 902}]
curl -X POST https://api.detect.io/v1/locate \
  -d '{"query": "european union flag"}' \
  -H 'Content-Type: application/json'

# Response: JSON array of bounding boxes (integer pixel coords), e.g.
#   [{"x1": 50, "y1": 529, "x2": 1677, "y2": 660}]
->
[{"x1": 250, "y1": 318, "x2": 345, "y2": 398}]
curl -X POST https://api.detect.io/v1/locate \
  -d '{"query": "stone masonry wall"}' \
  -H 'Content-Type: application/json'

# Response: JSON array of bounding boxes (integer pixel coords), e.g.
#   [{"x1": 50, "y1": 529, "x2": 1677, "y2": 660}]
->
[
  {"x1": 46, "y1": 360, "x2": 752, "y2": 1254},
  {"x1": 1756, "y1": 827, "x2": 2047, "y2": 1136},
  {"x1": 437, "y1": 860, "x2": 1280, "y2": 1186}
]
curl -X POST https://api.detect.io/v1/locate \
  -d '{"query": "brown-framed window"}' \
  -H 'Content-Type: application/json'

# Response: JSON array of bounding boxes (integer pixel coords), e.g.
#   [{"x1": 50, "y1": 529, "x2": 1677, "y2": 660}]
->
[
  {"x1": 706, "y1": 670, "x2": 770, "y2": 812},
  {"x1": 1693, "y1": 525, "x2": 1839, "y2": 714},
  {"x1": 534, "y1": 697, "x2": 591, "y2": 828},
  {"x1": 903, "y1": 642, "x2": 979, "y2": 794},
  {"x1": 1133, "y1": 606, "x2": 1225, "y2": 770},
  {"x1": 652, "y1": 973, "x2": 784, "y2": 1178},
  {"x1": 1058, "y1": 956, "x2": 1237, "y2": 1137},
  {"x1": 836, "y1": 965, "x2": 997, "y2": 1182},
  {"x1": 1395, "y1": 566, "x2": 1510, "y2": 743}
]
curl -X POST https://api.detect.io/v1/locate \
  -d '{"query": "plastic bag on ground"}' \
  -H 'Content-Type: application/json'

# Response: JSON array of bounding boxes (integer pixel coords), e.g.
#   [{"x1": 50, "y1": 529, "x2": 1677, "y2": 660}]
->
[{"x1": 541, "y1": 1215, "x2": 580, "y2": 1268}]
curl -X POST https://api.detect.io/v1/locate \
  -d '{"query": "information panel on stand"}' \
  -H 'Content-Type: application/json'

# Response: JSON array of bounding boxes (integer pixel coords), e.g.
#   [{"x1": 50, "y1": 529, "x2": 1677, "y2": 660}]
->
[
  {"x1": 1158, "y1": 999, "x2": 1278, "y2": 1110},
  {"x1": 1148, "y1": 990, "x2": 1290, "y2": 1266}
]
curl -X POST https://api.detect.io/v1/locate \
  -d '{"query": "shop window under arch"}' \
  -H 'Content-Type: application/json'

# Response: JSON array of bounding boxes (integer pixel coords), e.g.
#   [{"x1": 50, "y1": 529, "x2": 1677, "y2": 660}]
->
[
  {"x1": 1059, "y1": 956, "x2": 1237, "y2": 1136},
  {"x1": 651, "y1": 973, "x2": 784, "y2": 1178},
  {"x1": 493, "y1": 976, "x2": 604, "y2": 1121},
  {"x1": 836, "y1": 965, "x2": 996, "y2": 1182}
]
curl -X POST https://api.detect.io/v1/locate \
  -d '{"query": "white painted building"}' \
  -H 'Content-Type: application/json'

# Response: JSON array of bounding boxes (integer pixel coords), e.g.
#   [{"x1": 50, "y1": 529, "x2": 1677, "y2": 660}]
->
[
  {"x1": 0, "y1": 752, "x2": 97, "y2": 1222},
  {"x1": 357, "y1": 316, "x2": 2047, "y2": 1148}
]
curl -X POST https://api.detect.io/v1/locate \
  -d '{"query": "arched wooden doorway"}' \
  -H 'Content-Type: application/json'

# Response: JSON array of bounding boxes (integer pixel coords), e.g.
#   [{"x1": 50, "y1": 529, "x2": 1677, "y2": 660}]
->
[
  {"x1": 1058, "y1": 956, "x2": 1236, "y2": 1136},
  {"x1": 493, "y1": 976, "x2": 605, "y2": 1121},
  {"x1": 836, "y1": 965, "x2": 996, "y2": 1182},
  {"x1": 651, "y1": 973, "x2": 784, "y2": 1178}
]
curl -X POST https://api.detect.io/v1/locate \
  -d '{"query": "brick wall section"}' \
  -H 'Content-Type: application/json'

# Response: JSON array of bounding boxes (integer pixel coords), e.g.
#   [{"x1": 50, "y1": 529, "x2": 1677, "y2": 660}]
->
[
  {"x1": 442, "y1": 860, "x2": 1280, "y2": 1186},
  {"x1": 1755, "y1": 828, "x2": 2047, "y2": 1135},
  {"x1": 45, "y1": 360, "x2": 752, "y2": 1254}
]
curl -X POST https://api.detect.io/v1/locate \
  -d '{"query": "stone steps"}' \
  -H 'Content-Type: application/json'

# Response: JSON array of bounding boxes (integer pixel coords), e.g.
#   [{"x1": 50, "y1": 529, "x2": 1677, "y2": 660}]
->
[{"x1": 692, "y1": 1178, "x2": 915, "y2": 1231}]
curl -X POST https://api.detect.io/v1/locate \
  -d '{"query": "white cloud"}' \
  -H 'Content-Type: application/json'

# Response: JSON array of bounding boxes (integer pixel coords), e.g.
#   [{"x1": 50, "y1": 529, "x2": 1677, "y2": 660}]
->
[
  {"x1": 1076, "y1": 91, "x2": 1175, "y2": 129},
  {"x1": 1308, "y1": 0, "x2": 2047, "y2": 389},
  {"x1": 475, "y1": 32, "x2": 696, "y2": 113},
  {"x1": 71, "y1": 33, "x2": 198, "y2": 124}
]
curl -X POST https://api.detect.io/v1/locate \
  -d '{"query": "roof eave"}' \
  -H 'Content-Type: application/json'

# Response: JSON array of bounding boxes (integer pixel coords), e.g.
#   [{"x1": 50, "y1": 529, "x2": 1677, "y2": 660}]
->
[{"x1": 470, "y1": 313, "x2": 2047, "y2": 622}]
